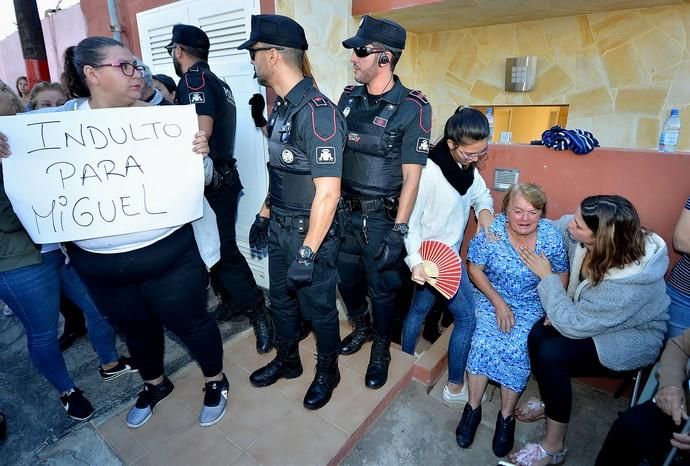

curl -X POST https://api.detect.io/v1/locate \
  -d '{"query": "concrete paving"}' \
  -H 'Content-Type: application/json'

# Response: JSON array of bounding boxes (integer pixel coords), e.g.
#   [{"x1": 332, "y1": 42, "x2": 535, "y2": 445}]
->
[
  {"x1": 342, "y1": 370, "x2": 628, "y2": 466},
  {"x1": 0, "y1": 291, "x2": 249, "y2": 466}
]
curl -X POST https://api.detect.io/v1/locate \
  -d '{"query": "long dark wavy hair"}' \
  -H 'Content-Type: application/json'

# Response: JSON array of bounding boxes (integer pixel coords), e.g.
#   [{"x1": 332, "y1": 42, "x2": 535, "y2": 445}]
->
[{"x1": 580, "y1": 194, "x2": 648, "y2": 285}]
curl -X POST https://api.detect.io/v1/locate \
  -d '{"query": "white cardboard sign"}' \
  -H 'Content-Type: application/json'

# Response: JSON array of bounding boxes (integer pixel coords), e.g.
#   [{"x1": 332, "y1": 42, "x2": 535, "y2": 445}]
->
[{"x1": 0, "y1": 104, "x2": 204, "y2": 244}]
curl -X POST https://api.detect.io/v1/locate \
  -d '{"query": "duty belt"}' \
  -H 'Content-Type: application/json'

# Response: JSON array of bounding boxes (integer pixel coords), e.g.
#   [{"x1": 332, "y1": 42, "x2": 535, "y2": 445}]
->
[
  {"x1": 271, "y1": 212, "x2": 309, "y2": 233},
  {"x1": 341, "y1": 197, "x2": 385, "y2": 214}
]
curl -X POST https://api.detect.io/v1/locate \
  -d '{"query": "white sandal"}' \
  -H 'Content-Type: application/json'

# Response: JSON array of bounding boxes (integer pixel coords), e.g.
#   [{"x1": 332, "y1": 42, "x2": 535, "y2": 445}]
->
[{"x1": 505, "y1": 443, "x2": 567, "y2": 466}]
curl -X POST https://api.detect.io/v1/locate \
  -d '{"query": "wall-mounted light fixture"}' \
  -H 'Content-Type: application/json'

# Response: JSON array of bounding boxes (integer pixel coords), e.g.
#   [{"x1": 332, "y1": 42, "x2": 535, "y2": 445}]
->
[{"x1": 505, "y1": 56, "x2": 537, "y2": 92}]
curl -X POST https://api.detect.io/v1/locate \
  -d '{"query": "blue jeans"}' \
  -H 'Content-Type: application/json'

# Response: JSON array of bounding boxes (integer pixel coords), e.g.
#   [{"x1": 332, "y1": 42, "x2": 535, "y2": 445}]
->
[
  {"x1": 401, "y1": 261, "x2": 476, "y2": 384},
  {"x1": 0, "y1": 250, "x2": 118, "y2": 393},
  {"x1": 667, "y1": 282, "x2": 690, "y2": 339}
]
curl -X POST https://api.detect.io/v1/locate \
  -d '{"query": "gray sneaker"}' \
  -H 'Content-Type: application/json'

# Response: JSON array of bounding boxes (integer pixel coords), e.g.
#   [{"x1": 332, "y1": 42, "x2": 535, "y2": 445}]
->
[
  {"x1": 199, "y1": 374, "x2": 228, "y2": 427},
  {"x1": 126, "y1": 378, "x2": 174, "y2": 428}
]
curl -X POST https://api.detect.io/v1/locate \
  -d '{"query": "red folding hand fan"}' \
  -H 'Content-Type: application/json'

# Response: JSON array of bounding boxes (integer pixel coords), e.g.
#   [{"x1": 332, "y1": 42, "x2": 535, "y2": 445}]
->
[{"x1": 420, "y1": 240, "x2": 462, "y2": 300}]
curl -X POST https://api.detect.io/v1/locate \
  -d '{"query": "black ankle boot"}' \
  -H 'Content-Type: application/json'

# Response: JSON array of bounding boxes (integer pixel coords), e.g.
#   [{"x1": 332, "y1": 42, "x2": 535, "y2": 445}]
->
[
  {"x1": 303, "y1": 352, "x2": 340, "y2": 410},
  {"x1": 247, "y1": 302, "x2": 274, "y2": 354},
  {"x1": 365, "y1": 336, "x2": 391, "y2": 389},
  {"x1": 456, "y1": 403, "x2": 482, "y2": 448},
  {"x1": 340, "y1": 313, "x2": 373, "y2": 355},
  {"x1": 492, "y1": 411, "x2": 516, "y2": 457},
  {"x1": 213, "y1": 294, "x2": 244, "y2": 322},
  {"x1": 249, "y1": 340, "x2": 302, "y2": 387}
]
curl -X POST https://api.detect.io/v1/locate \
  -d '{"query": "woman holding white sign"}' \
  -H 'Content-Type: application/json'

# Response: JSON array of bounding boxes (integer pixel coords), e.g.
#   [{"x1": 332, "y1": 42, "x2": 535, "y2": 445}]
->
[{"x1": 2, "y1": 37, "x2": 228, "y2": 429}]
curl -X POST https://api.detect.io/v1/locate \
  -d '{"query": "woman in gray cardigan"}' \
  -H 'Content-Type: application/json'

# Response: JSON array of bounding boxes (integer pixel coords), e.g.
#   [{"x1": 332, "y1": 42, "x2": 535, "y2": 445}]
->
[{"x1": 506, "y1": 195, "x2": 669, "y2": 466}]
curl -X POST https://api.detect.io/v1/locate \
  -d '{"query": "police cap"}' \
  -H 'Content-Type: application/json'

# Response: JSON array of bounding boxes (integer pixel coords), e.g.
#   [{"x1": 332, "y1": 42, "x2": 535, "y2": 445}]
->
[
  {"x1": 342, "y1": 15, "x2": 406, "y2": 50},
  {"x1": 237, "y1": 14, "x2": 308, "y2": 51},
  {"x1": 166, "y1": 24, "x2": 210, "y2": 50}
]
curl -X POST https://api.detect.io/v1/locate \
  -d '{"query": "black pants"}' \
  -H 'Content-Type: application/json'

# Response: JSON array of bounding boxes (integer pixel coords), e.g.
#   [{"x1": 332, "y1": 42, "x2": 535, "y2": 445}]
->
[
  {"x1": 67, "y1": 225, "x2": 223, "y2": 380},
  {"x1": 337, "y1": 209, "x2": 403, "y2": 340},
  {"x1": 268, "y1": 213, "x2": 340, "y2": 355},
  {"x1": 205, "y1": 164, "x2": 263, "y2": 312},
  {"x1": 596, "y1": 400, "x2": 690, "y2": 466},
  {"x1": 528, "y1": 318, "x2": 619, "y2": 424}
]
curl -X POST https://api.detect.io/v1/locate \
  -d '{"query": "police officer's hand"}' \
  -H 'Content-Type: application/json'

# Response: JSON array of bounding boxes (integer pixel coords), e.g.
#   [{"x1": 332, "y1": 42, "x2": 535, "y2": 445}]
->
[
  {"x1": 374, "y1": 229, "x2": 405, "y2": 272},
  {"x1": 192, "y1": 130, "x2": 209, "y2": 157},
  {"x1": 249, "y1": 214, "x2": 270, "y2": 250},
  {"x1": 287, "y1": 257, "x2": 314, "y2": 293},
  {"x1": 248, "y1": 94, "x2": 267, "y2": 128}
]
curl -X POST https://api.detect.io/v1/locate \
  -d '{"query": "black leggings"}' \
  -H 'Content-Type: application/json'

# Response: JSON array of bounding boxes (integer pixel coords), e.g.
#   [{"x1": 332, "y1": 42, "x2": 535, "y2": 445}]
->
[
  {"x1": 67, "y1": 225, "x2": 223, "y2": 380},
  {"x1": 528, "y1": 318, "x2": 618, "y2": 424}
]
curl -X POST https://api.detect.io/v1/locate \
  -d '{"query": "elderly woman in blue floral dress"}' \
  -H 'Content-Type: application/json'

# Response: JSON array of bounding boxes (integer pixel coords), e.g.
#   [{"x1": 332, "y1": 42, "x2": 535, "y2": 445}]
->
[{"x1": 455, "y1": 183, "x2": 569, "y2": 458}]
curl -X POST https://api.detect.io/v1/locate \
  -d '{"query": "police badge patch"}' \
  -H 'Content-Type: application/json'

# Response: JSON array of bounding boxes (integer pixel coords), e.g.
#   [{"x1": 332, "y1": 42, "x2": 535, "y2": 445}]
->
[
  {"x1": 316, "y1": 147, "x2": 336, "y2": 164},
  {"x1": 416, "y1": 137, "x2": 430, "y2": 153},
  {"x1": 282, "y1": 149, "x2": 295, "y2": 164},
  {"x1": 189, "y1": 92, "x2": 205, "y2": 104}
]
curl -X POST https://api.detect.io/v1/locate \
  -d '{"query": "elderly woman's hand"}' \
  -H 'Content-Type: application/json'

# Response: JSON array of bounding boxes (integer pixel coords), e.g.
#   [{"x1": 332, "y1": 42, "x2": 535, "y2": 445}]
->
[
  {"x1": 411, "y1": 263, "x2": 432, "y2": 286},
  {"x1": 0, "y1": 132, "x2": 11, "y2": 158},
  {"x1": 519, "y1": 246, "x2": 553, "y2": 279},
  {"x1": 656, "y1": 385, "x2": 687, "y2": 426},
  {"x1": 192, "y1": 130, "x2": 209, "y2": 157},
  {"x1": 493, "y1": 297, "x2": 515, "y2": 333}
]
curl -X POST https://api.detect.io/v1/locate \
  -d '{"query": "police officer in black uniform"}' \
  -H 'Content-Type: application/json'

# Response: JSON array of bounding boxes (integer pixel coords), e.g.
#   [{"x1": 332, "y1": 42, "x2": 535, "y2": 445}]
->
[
  {"x1": 167, "y1": 24, "x2": 273, "y2": 354},
  {"x1": 239, "y1": 15, "x2": 346, "y2": 410},
  {"x1": 337, "y1": 16, "x2": 432, "y2": 389}
]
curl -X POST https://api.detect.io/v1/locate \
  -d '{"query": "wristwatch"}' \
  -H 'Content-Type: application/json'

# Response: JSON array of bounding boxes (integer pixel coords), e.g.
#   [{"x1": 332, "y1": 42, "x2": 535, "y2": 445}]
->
[
  {"x1": 392, "y1": 223, "x2": 409, "y2": 236},
  {"x1": 298, "y1": 245, "x2": 314, "y2": 261}
]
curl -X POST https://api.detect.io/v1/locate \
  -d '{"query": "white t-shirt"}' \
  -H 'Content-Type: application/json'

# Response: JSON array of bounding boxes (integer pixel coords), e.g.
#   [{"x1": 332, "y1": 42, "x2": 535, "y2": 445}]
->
[{"x1": 72, "y1": 100, "x2": 180, "y2": 254}]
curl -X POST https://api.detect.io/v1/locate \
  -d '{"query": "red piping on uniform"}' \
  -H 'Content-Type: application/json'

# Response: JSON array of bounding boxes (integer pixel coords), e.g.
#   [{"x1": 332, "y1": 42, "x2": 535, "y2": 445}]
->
[
  {"x1": 185, "y1": 72, "x2": 206, "y2": 91},
  {"x1": 308, "y1": 102, "x2": 337, "y2": 142},
  {"x1": 405, "y1": 97, "x2": 431, "y2": 134}
]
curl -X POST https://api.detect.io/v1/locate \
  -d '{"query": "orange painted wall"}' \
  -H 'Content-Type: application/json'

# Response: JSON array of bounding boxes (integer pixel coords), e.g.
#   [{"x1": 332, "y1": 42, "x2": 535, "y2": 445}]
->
[
  {"x1": 81, "y1": 0, "x2": 172, "y2": 56},
  {"x1": 464, "y1": 144, "x2": 690, "y2": 271},
  {"x1": 352, "y1": 0, "x2": 439, "y2": 16}
]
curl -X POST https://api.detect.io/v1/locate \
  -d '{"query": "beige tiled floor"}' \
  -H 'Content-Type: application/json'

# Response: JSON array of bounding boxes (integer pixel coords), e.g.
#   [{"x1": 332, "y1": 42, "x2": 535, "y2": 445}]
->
[{"x1": 96, "y1": 325, "x2": 415, "y2": 466}]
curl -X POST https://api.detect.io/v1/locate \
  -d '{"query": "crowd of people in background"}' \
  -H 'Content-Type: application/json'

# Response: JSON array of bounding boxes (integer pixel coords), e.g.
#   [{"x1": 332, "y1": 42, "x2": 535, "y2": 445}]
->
[{"x1": 0, "y1": 12, "x2": 688, "y2": 466}]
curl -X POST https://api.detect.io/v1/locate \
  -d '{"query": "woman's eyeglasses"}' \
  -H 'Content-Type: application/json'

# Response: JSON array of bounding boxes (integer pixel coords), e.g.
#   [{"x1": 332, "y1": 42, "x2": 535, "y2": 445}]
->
[
  {"x1": 247, "y1": 47, "x2": 285, "y2": 60},
  {"x1": 353, "y1": 46, "x2": 385, "y2": 58},
  {"x1": 453, "y1": 145, "x2": 489, "y2": 161},
  {"x1": 92, "y1": 62, "x2": 146, "y2": 77}
]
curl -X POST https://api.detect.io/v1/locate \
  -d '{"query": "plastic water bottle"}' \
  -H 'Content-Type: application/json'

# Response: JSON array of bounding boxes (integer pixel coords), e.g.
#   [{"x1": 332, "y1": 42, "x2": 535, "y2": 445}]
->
[
  {"x1": 659, "y1": 108, "x2": 681, "y2": 152},
  {"x1": 486, "y1": 107, "x2": 494, "y2": 143}
]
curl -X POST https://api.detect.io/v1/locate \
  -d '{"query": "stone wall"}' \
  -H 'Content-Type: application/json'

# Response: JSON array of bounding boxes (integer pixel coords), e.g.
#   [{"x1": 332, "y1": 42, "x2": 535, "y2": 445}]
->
[{"x1": 411, "y1": 5, "x2": 690, "y2": 149}]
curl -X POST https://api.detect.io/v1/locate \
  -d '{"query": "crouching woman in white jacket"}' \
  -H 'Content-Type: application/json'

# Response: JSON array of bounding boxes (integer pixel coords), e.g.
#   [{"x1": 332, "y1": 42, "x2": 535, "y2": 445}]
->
[{"x1": 509, "y1": 194, "x2": 670, "y2": 466}]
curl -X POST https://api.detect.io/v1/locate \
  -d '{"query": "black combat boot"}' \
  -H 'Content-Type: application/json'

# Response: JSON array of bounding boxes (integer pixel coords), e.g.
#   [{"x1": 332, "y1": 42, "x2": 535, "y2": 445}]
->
[
  {"x1": 249, "y1": 340, "x2": 302, "y2": 387},
  {"x1": 339, "y1": 313, "x2": 373, "y2": 355},
  {"x1": 213, "y1": 293, "x2": 244, "y2": 322},
  {"x1": 247, "y1": 301, "x2": 274, "y2": 354},
  {"x1": 303, "y1": 352, "x2": 340, "y2": 410},
  {"x1": 364, "y1": 335, "x2": 391, "y2": 389}
]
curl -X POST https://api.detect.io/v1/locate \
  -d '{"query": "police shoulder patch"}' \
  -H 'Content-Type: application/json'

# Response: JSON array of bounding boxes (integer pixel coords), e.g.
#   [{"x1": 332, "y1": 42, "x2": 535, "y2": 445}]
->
[
  {"x1": 316, "y1": 146, "x2": 336, "y2": 164},
  {"x1": 416, "y1": 137, "x2": 430, "y2": 153},
  {"x1": 408, "y1": 89, "x2": 430, "y2": 105},
  {"x1": 189, "y1": 92, "x2": 206, "y2": 104},
  {"x1": 311, "y1": 96, "x2": 327, "y2": 107}
]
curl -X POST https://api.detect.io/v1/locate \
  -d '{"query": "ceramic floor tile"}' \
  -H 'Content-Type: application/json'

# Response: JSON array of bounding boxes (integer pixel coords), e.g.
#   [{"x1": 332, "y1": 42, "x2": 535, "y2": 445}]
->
[
  {"x1": 132, "y1": 423, "x2": 242, "y2": 466},
  {"x1": 224, "y1": 333, "x2": 275, "y2": 373},
  {"x1": 214, "y1": 369, "x2": 295, "y2": 450},
  {"x1": 96, "y1": 410, "x2": 148, "y2": 465},
  {"x1": 338, "y1": 341, "x2": 373, "y2": 376},
  {"x1": 247, "y1": 405, "x2": 349, "y2": 466},
  {"x1": 230, "y1": 453, "x2": 261, "y2": 466},
  {"x1": 315, "y1": 366, "x2": 387, "y2": 434}
]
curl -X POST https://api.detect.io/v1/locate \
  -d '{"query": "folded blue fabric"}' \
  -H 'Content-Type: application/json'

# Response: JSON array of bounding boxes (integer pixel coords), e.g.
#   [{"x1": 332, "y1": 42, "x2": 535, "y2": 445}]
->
[{"x1": 540, "y1": 125, "x2": 599, "y2": 155}]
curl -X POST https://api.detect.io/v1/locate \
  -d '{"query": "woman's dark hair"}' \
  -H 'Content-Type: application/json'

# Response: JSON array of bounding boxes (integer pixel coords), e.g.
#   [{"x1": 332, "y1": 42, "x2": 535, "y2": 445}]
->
[
  {"x1": 62, "y1": 37, "x2": 125, "y2": 98},
  {"x1": 580, "y1": 194, "x2": 648, "y2": 285},
  {"x1": 428, "y1": 106, "x2": 490, "y2": 165},
  {"x1": 15, "y1": 76, "x2": 28, "y2": 97}
]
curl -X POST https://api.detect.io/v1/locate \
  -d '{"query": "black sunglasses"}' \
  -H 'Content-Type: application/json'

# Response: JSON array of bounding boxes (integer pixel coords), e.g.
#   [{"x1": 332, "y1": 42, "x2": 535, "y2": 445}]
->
[
  {"x1": 353, "y1": 46, "x2": 386, "y2": 58},
  {"x1": 248, "y1": 46, "x2": 285, "y2": 60}
]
